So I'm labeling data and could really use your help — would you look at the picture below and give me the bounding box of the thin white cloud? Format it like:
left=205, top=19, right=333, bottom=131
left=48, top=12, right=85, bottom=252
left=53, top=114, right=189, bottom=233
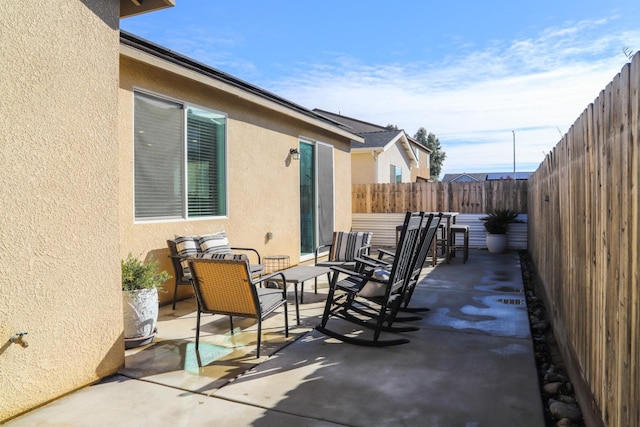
left=124, top=14, right=640, bottom=177
left=123, top=23, right=260, bottom=76
left=267, top=17, right=640, bottom=176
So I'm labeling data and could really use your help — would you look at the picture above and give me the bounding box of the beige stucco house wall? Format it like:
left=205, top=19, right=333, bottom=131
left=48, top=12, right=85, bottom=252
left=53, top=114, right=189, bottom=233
left=351, top=152, right=377, bottom=184
left=119, top=37, right=360, bottom=306
left=376, top=142, right=413, bottom=183
left=410, top=144, right=431, bottom=182
left=0, top=1, right=125, bottom=421
left=352, top=140, right=415, bottom=184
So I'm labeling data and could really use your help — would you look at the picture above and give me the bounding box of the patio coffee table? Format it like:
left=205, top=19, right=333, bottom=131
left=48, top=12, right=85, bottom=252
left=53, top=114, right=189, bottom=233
left=270, top=265, right=331, bottom=325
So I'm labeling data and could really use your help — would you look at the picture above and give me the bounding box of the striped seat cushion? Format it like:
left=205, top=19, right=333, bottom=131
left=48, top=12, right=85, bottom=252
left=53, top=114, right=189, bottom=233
left=199, top=232, right=233, bottom=255
left=329, top=231, right=373, bottom=262
left=174, top=235, right=201, bottom=273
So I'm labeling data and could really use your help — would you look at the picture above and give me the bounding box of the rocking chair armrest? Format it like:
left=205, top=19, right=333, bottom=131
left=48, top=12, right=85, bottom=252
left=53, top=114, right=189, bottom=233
left=353, top=256, right=384, bottom=269
left=376, top=248, right=396, bottom=260
left=230, top=247, right=261, bottom=264
left=329, top=265, right=377, bottom=281
left=359, top=254, right=392, bottom=267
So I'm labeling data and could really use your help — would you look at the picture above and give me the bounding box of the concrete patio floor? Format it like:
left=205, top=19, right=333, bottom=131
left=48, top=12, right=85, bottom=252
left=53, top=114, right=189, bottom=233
left=5, top=250, right=545, bottom=426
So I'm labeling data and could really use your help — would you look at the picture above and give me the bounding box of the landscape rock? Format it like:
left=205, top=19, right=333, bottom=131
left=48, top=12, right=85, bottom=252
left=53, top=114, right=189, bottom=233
left=543, top=381, right=564, bottom=395
left=556, top=395, right=576, bottom=404
left=544, top=372, right=568, bottom=383
left=532, top=320, right=550, bottom=331
left=549, top=400, right=582, bottom=422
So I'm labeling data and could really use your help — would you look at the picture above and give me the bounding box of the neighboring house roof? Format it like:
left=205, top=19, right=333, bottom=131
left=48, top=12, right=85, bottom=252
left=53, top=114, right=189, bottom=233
left=486, top=172, right=533, bottom=180
left=120, top=32, right=363, bottom=144
left=442, top=172, right=533, bottom=182
left=311, top=109, right=433, bottom=169
left=355, top=129, right=403, bottom=149
left=312, top=109, right=430, bottom=152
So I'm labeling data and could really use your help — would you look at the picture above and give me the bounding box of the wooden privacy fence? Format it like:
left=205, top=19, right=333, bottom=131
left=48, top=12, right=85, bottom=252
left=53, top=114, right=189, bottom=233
left=352, top=181, right=528, bottom=214
left=529, top=52, right=640, bottom=426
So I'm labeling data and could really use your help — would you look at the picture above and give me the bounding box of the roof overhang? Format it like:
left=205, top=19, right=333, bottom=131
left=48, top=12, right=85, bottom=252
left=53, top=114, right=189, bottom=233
left=408, top=136, right=432, bottom=153
left=119, top=39, right=363, bottom=144
left=120, top=0, right=175, bottom=19
left=396, top=133, right=419, bottom=167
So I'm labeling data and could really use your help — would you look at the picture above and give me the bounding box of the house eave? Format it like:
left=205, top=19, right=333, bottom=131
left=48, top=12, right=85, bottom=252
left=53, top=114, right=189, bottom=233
left=384, top=132, right=418, bottom=167
left=351, top=147, right=382, bottom=154
left=120, top=0, right=175, bottom=18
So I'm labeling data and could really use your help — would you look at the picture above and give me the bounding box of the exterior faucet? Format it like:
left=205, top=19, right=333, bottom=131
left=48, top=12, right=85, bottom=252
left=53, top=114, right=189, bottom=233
left=9, top=332, right=28, bottom=348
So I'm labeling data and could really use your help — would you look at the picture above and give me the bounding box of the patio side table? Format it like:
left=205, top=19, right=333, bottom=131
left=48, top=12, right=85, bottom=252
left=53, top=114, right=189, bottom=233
left=263, top=255, right=290, bottom=274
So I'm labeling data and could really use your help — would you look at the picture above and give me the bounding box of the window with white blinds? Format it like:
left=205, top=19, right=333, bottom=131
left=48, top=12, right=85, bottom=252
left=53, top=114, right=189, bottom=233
left=134, top=91, right=227, bottom=221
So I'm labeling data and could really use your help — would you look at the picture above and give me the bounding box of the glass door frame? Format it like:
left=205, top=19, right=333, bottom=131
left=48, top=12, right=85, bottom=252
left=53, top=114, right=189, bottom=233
left=298, top=139, right=334, bottom=262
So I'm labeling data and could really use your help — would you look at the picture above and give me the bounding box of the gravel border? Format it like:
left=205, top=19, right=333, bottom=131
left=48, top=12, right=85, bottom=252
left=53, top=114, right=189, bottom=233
left=519, top=251, right=585, bottom=427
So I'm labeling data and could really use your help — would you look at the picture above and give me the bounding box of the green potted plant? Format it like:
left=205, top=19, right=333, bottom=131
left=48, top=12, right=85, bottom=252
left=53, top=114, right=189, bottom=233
left=122, top=253, right=171, bottom=349
left=480, top=209, right=522, bottom=253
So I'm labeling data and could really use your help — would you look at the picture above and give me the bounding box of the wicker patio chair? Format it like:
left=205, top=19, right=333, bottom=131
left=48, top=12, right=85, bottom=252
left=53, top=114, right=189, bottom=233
left=167, top=236, right=264, bottom=310
left=187, top=256, right=288, bottom=358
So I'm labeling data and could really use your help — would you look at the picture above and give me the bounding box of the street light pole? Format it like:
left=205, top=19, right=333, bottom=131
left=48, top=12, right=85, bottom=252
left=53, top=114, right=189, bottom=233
left=512, top=130, right=516, bottom=174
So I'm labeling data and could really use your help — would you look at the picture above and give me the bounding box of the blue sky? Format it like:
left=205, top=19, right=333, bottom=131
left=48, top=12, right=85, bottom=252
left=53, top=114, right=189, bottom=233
left=122, top=1, right=640, bottom=177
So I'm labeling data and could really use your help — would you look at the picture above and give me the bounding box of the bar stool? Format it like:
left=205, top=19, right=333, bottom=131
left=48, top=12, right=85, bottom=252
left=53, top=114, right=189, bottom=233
left=431, top=223, right=447, bottom=266
left=449, top=224, right=469, bottom=263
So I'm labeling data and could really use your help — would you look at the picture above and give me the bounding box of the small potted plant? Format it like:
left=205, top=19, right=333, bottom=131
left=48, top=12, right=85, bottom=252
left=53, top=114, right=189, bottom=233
left=480, top=209, right=522, bottom=253
left=122, top=253, right=171, bottom=349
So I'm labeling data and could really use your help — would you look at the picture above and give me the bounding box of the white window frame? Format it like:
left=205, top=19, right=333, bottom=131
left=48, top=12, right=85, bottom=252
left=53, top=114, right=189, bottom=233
left=132, top=89, right=228, bottom=223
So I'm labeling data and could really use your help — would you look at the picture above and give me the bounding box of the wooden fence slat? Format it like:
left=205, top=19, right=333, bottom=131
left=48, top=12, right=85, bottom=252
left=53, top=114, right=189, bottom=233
left=629, top=50, right=640, bottom=426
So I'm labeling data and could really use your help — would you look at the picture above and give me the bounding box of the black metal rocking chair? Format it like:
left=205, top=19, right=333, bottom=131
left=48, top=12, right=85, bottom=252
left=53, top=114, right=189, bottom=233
left=315, top=211, right=424, bottom=347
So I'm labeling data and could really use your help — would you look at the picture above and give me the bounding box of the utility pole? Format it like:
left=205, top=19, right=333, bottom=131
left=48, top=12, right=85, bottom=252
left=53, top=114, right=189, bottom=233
left=512, top=130, right=516, bottom=174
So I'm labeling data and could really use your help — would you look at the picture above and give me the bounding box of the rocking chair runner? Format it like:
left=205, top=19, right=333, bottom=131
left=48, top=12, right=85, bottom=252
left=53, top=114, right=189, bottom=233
left=316, top=211, right=424, bottom=347
left=187, top=257, right=289, bottom=358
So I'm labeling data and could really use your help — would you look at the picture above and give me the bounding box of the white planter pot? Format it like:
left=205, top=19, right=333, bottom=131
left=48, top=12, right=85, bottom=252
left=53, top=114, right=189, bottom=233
left=123, top=288, right=158, bottom=348
left=486, top=233, right=508, bottom=253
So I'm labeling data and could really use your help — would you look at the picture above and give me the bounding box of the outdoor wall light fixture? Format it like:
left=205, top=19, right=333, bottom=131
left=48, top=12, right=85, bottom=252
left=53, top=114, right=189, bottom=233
left=289, top=148, right=300, bottom=160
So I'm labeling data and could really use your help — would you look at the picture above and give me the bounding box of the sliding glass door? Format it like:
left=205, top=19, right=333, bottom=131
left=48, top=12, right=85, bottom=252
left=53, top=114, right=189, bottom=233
left=299, top=140, right=334, bottom=257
